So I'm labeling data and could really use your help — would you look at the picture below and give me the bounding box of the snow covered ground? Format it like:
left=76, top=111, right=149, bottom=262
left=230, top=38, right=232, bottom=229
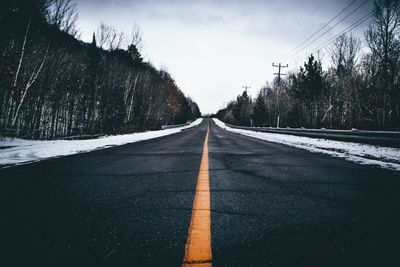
left=0, top=118, right=203, bottom=167
left=213, top=118, right=400, bottom=171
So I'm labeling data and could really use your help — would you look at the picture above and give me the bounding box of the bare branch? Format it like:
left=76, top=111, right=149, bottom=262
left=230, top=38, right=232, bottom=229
left=46, top=0, right=79, bottom=37
left=14, top=15, right=32, bottom=88
left=129, top=24, right=143, bottom=51
left=12, top=43, right=51, bottom=127
left=96, top=23, right=126, bottom=50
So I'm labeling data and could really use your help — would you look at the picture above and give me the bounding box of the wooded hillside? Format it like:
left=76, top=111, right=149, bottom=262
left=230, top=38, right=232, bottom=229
left=0, top=0, right=201, bottom=139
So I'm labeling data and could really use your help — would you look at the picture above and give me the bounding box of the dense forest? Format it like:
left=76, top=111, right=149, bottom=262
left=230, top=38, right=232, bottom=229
left=216, top=0, right=400, bottom=131
left=0, top=0, right=201, bottom=139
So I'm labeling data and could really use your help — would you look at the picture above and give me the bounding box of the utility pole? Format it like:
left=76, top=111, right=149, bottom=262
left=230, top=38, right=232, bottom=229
left=272, top=63, right=288, bottom=84
left=272, top=63, right=288, bottom=128
left=242, top=85, right=251, bottom=94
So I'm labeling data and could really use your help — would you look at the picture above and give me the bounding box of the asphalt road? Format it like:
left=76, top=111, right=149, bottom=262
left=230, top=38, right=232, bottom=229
left=1, top=118, right=400, bottom=266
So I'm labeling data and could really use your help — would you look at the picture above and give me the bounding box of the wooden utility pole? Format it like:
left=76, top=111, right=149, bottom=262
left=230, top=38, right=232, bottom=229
left=272, top=63, right=288, bottom=128
left=242, top=85, right=251, bottom=93
left=272, top=63, right=288, bottom=84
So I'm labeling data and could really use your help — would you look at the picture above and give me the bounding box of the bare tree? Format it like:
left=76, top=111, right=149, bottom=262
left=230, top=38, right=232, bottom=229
left=46, top=0, right=79, bottom=37
left=329, top=33, right=361, bottom=128
left=96, top=23, right=112, bottom=49
left=96, top=23, right=125, bottom=50
left=13, top=15, right=32, bottom=88
left=330, top=34, right=361, bottom=76
left=366, top=0, right=400, bottom=128
left=128, top=24, right=143, bottom=51
left=107, top=29, right=125, bottom=50
left=12, top=43, right=50, bottom=128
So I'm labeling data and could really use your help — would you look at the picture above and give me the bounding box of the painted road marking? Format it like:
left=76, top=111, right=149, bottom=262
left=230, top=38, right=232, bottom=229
left=183, top=127, right=212, bottom=267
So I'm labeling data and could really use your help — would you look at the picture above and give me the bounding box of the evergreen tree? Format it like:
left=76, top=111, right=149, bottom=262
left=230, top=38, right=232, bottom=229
left=296, top=55, right=326, bottom=128
left=252, top=93, right=267, bottom=126
left=128, top=44, right=142, bottom=65
left=233, top=91, right=252, bottom=126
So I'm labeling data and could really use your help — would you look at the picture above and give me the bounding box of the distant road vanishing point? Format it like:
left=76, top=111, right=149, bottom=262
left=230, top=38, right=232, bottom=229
left=1, top=119, right=399, bottom=266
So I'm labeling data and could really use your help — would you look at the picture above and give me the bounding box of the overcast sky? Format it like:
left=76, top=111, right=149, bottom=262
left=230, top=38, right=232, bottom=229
left=76, top=0, right=374, bottom=114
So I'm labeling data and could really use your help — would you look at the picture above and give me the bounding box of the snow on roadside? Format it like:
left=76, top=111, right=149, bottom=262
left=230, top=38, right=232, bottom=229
left=213, top=118, right=400, bottom=171
left=0, top=118, right=203, bottom=167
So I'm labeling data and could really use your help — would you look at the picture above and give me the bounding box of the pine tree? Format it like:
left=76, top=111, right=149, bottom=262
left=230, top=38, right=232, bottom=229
left=128, top=44, right=142, bottom=65
left=233, top=91, right=252, bottom=126
left=252, top=93, right=267, bottom=126
left=296, top=55, right=326, bottom=128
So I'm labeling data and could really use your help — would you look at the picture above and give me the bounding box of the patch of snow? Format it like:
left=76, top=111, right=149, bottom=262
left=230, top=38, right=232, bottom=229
left=0, top=118, right=203, bottom=167
left=213, top=118, right=400, bottom=171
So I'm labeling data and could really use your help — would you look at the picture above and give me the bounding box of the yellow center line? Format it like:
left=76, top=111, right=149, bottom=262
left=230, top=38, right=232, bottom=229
left=182, top=127, right=212, bottom=267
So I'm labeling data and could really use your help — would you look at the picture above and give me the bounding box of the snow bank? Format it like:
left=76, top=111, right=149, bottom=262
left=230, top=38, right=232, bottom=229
left=213, top=118, right=400, bottom=171
left=0, top=118, right=203, bottom=167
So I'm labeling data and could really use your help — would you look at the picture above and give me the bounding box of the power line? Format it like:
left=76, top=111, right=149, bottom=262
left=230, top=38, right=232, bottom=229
left=279, top=0, right=359, bottom=62
left=310, top=12, right=372, bottom=54
left=285, top=0, right=370, bottom=61
left=289, top=11, right=373, bottom=65
left=283, top=0, right=370, bottom=62
left=290, top=12, right=373, bottom=65
left=281, top=0, right=370, bottom=63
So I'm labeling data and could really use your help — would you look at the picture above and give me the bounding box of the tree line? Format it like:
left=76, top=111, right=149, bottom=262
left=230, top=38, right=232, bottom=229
left=216, top=0, right=400, bottom=131
left=0, top=0, right=201, bottom=139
